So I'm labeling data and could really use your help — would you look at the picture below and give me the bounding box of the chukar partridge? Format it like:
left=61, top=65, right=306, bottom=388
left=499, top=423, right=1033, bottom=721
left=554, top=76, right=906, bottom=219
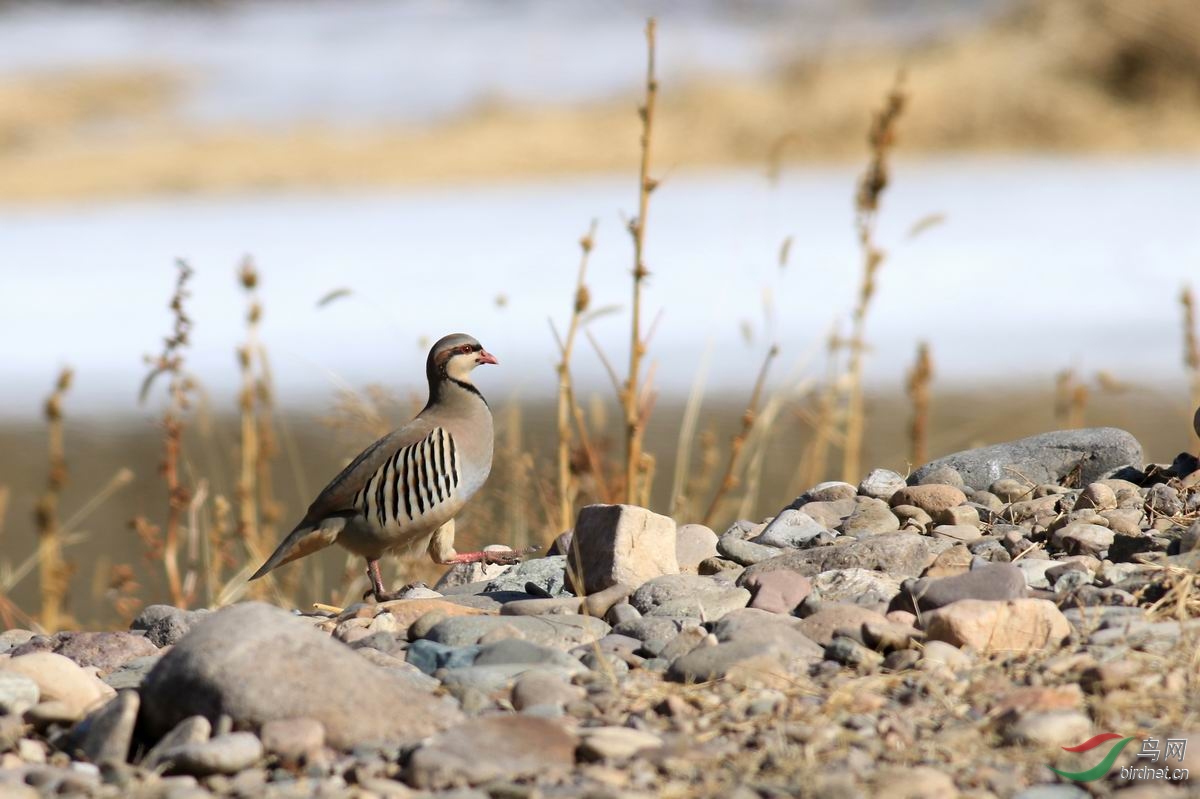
left=251, top=333, right=521, bottom=601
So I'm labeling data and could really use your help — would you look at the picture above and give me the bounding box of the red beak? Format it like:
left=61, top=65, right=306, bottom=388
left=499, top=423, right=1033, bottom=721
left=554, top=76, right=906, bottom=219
left=478, top=350, right=498, bottom=365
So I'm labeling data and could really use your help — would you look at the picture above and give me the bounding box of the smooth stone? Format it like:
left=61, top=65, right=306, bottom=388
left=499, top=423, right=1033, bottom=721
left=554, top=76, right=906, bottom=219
left=797, top=604, right=891, bottom=647
left=858, top=469, right=906, bottom=501
left=434, top=559, right=510, bottom=592
left=933, top=505, right=980, bottom=528
left=484, top=556, right=569, bottom=597
left=423, top=614, right=609, bottom=649
left=930, top=524, right=983, bottom=543
left=667, top=634, right=821, bottom=683
left=577, top=727, right=663, bottom=761
left=260, top=718, right=324, bottom=764
left=893, top=563, right=1027, bottom=613
left=102, top=655, right=161, bottom=691
left=922, top=544, right=974, bottom=578
left=0, top=673, right=39, bottom=715
left=752, top=510, right=829, bottom=549
left=1074, top=482, right=1117, bottom=511
left=911, top=428, right=1143, bottom=491
left=825, top=636, right=883, bottom=669
left=838, top=499, right=901, bottom=537
left=142, top=716, right=212, bottom=769
left=920, top=640, right=974, bottom=670
left=612, top=616, right=698, bottom=642
left=510, top=670, right=585, bottom=712
left=440, top=664, right=566, bottom=695
left=405, top=716, right=576, bottom=788
left=718, top=534, right=785, bottom=565
left=798, top=481, right=859, bottom=503
left=889, top=485, right=967, bottom=515
left=565, top=504, right=678, bottom=595
left=1014, top=559, right=1059, bottom=589
left=657, top=627, right=710, bottom=661
left=1, top=653, right=108, bottom=720
left=159, top=732, right=263, bottom=776
left=743, top=570, right=812, bottom=614
left=1053, top=523, right=1114, bottom=557
left=794, top=498, right=858, bottom=529
left=869, top=766, right=958, bottom=799
left=372, top=598, right=492, bottom=630
left=738, top=533, right=953, bottom=585
left=139, top=602, right=460, bottom=749
left=923, top=599, right=1072, bottom=653
left=630, top=574, right=750, bottom=619
left=893, top=504, right=933, bottom=531
left=472, top=638, right=585, bottom=673
left=405, top=640, right=481, bottom=675
left=675, top=524, right=719, bottom=573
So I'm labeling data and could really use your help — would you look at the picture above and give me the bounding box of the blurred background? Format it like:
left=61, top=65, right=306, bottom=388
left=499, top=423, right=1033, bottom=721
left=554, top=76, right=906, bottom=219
left=1, top=0, right=1199, bottom=627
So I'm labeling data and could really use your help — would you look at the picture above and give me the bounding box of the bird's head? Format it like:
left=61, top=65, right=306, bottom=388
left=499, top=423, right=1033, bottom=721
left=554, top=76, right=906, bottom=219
left=428, top=333, right=498, bottom=385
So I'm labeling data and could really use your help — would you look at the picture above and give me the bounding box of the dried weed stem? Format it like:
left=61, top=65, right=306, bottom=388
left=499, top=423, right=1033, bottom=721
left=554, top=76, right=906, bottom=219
left=907, top=341, right=933, bottom=466
left=35, top=367, right=73, bottom=631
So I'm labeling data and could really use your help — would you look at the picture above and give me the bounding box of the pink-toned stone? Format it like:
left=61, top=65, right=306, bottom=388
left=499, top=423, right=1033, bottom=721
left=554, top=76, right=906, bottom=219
left=922, top=599, right=1071, bottom=653
left=889, top=485, right=967, bottom=515
left=744, top=570, right=812, bottom=615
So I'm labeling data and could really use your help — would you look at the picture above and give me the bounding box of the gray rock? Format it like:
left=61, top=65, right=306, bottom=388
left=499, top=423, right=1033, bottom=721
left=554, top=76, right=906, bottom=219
left=797, top=604, right=891, bottom=647
left=139, top=602, right=460, bottom=749
left=102, top=655, right=160, bottom=691
left=858, top=469, right=907, bottom=501
left=484, top=556, right=569, bottom=597
left=421, top=614, right=609, bottom=649
left=675, top=524, right=719, bottom=573
left=405, top=640, right=481, bottom=675
left=68, top=690, right=138, bottom=766
left=910, top=428, right=1143, bottom=491
left=132, top=605, right=211, bottom=648
left=668, top=629, right=822, bottom=682
left=0, top=672, right=39, bottom=715
left=914, top=465, right=966, bottom=488
left=260, top=718, right=324, bottom=764
left=510, top=670, right=585, bottom=712
left=159, top=732, right=263, bottom=776
left=738, top=533, right=953, bottom=586
left=440, top=664, right=565, bottom=695
left=717, top=534, right=784, bottom=565
left=752, top=510, right=828, bottom=549
left=798, top=481, right=859, bottom=503
left=612, top=616, right=698, bottom=642
left=565, top=504, right=678, bottom=595
left=629, top=574, right=750, bottom=619
left=406, top=716, right=577, bottom=788
left=838, top=499, right=901, bottom=537
left=893, top=563, right=1027, bottom=612
left=473, top=639, right=585, bottom=673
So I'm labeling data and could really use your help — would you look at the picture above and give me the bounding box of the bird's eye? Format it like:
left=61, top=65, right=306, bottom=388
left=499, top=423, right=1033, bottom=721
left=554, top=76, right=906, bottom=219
left=459, top=345, right=472, bottom=354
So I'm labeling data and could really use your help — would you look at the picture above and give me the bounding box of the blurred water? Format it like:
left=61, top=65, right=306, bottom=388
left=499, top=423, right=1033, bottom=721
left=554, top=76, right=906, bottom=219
left=0, top=0, right=1001, bottom=127
left=1, top=155, right=1197, bottom=421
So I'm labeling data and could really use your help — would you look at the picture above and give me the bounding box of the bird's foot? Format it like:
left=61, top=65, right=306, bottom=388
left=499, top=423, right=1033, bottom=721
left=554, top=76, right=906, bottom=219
left=362, top=580, right=430, bottom=603
left=445, top=545, right=540, bottom=566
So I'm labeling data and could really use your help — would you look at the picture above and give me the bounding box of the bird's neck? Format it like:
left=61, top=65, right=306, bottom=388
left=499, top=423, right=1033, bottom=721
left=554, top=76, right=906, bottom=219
left=427, top=373, right=488, bottom=412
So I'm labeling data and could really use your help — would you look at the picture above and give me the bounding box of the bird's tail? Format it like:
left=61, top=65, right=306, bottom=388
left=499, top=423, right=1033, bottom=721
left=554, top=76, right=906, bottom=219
left=249, top=521, right=341, bottom=581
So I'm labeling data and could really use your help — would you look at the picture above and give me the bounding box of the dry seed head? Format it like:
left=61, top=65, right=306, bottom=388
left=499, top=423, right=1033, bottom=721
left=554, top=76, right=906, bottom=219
left=238, top=259, right=259, bottom=290
left=575, top=285, right=591, bottom=314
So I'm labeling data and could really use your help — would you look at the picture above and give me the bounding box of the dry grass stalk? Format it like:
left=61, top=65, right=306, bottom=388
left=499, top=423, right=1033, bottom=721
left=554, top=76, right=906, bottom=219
left=235, top=258, right=281, bottom=599
left=622, top=18, right=659, bottom=505
left=907, top=341, right=934, bottom=466
left=140, top=259, right=197, bottom=608
left=841, top=72, right=906, bottom=483
left=34, top=367, right=73, bottom=631
left=1183, top=285, right=1200, bottom=445
left=702, top=344, right=780, bottom=526
left=668, top=342, right=712, bottom=520
left=553, top=221, right=600, bottom=531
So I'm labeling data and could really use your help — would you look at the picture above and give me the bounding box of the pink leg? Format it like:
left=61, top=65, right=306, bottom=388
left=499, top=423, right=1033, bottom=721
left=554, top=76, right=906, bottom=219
left=444, top=545, right=539, bottom=566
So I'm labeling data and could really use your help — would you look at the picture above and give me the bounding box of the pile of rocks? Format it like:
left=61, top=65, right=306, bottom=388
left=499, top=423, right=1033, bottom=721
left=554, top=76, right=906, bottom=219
left=2, top=427, right=1199, bottom=798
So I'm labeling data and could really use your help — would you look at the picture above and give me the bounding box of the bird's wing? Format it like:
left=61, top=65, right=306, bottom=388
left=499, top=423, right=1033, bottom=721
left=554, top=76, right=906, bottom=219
left=249, top=417, right=436, bottom=582
left=301, top=416, right=437, bottom=525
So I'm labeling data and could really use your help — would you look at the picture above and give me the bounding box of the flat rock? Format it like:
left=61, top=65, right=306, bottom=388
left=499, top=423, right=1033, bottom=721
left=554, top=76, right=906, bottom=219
left=717, top=535, right=784, bottom=566
left=668, top=633, right=821, bottom=683
left=577, top=727, right=664, bottom=761
left=910, top=428, right=1143, bottom=491
left=743, top=570, right=812, bottom=614
left=797, top=604, right=891, bottom=647
left=260, top=718, right=324, bottom=763
left=67, top=689, right=139, bottom=766
left=894, top=564, right=1027, bottom=613
left=923, top=598, right=1071, bottom=653
left=421, top=614, right=609, bottom=649
left=630, top=574, right=750, bottom=619
left=739, top=533, right=953, bottom=585
left=12, top=632, right=158, bottom=675
left=858, top=468, right=907, bottom=501
left=406, top=715, right=577, bottom=788
left=373, top=598, right=492, bottom=630
left=139, top=602, right=460, bottom=749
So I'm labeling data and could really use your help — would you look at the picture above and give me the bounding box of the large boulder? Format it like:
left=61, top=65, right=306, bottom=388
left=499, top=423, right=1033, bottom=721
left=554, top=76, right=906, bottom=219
left=138, top=602, right=460, bottom=749
left=908, top=428, right=1142, bottom=491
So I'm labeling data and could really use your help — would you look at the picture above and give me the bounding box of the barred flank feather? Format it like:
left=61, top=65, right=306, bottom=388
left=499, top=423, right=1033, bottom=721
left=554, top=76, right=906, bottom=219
left=355, top=427, right=460, bottom=528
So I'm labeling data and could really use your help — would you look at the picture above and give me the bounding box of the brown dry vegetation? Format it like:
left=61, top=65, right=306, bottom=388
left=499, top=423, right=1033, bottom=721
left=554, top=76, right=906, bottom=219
left=0, top=0, right=1199, bottom=202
